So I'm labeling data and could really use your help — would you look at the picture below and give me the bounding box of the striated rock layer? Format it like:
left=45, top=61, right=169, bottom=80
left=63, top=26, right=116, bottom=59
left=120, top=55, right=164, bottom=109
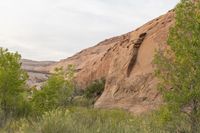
left=27, top=11, right=175, bottom=114
left=22, top=59, right=56, bottom=88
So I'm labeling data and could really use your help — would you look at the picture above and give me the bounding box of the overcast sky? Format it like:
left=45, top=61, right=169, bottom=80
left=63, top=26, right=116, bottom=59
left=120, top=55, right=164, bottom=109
left=0, top=0, right=179, bottom=61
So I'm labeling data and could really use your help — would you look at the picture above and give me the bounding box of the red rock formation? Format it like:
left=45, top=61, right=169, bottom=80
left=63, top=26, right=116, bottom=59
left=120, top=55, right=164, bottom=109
left=28, top=11, right=175, bottom=114
left=95, top=11, right=174, bottom=114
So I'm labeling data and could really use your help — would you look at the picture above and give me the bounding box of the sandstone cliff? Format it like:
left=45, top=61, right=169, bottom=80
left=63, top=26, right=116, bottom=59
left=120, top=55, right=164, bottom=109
left=24, top=10, right=175, bottom=114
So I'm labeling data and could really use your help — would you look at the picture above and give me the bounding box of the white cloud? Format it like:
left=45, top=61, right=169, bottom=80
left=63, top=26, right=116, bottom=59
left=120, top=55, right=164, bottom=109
left=0, top=0, right=180, bottom=61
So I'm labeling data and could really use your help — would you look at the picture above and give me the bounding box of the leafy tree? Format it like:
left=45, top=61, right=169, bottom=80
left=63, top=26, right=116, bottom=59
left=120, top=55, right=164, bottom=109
left=154, top=0, right=200, bottom=132
left=31, top=65, right=75, bottom=114
left=0, top=48, right=30, bottom=125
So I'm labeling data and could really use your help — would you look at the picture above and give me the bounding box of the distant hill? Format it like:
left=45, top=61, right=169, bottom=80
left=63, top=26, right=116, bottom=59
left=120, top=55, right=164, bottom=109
left=22, top=59, right=56, bottom=89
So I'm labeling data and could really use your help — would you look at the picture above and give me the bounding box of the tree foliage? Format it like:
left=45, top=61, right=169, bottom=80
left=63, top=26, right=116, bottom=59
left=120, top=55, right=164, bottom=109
left=31, top=65, right=75, bottom=114
left=0, top=48, right=30, bottom=126
left=154, top=0, right=200, bottom=132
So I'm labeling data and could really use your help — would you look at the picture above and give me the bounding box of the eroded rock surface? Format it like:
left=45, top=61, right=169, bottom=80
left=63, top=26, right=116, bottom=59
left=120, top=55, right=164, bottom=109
left=95, top=11, right=174, bottom=114
left=24, top=11, right=175, bottom=114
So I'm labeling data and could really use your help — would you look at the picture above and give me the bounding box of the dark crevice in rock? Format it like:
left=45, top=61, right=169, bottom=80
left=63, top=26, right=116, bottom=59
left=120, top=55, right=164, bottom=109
left=127, top=33, right=147, bottom=77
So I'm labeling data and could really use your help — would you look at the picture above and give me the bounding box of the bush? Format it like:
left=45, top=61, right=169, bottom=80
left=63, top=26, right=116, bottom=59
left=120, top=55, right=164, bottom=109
left=31, top=66, right=75, bottom=115
left=71, top=96, right=94, bottom=107
left=84, top=79, right=105, bottom=100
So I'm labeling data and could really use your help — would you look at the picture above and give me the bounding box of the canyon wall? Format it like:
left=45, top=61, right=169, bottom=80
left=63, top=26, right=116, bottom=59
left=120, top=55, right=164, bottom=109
left=24, top=11, right=175, bottom=114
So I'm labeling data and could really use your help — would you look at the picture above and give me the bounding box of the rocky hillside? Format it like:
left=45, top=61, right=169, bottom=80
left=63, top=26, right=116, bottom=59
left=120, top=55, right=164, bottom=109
left=22, top=59, right=56, bottom=88
left=24, top=10, right=175, bottom=114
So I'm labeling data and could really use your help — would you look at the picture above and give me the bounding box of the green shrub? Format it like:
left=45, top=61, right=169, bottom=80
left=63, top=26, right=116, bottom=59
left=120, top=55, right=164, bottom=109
left=31, top=65, right=75, bottom=115
left=84, top=78, right=105, bottom=100
left=71, top=96, right=94, bottom=107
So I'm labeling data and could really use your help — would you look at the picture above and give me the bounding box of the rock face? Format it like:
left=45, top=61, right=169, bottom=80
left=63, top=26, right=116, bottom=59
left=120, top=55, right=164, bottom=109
left=22, top=59, right=56, bottom=88
left=95, top=11, right=174, bottom=114
left=24, top=11, right=175, bottom=114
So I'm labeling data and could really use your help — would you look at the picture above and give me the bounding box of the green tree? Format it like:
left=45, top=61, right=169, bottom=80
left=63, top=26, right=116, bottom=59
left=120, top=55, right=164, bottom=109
left=0, top=48, right=29, bottom=125
left=154, top=0, right=200, bottom=132
left=31, top=65, right=75, bottom=114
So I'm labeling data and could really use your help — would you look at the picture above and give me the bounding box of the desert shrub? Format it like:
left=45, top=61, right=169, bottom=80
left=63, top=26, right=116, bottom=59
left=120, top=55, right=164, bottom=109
left=68, top=78, right=106, bottom=107
left=71, top=96, right=94, bottom=107
left=84, top=78, right=105, bottom=100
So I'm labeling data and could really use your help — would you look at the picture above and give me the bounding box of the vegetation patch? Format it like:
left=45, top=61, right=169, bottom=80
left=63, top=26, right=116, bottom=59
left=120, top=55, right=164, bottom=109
left=84, top=79, right=105, bottom=99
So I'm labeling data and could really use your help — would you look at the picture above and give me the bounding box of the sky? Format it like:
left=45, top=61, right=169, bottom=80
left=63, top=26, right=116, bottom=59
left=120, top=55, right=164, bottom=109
left=0, top=0, right=180, bottom=61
